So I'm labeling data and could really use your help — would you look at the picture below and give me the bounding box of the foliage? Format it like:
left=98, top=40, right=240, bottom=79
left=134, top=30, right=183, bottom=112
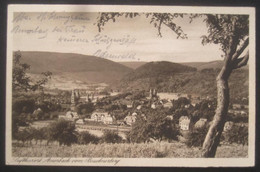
left=12, top=51, right=52, bottom=92
left=101, top=130, right=122, bottom=143
left=172, top=97, right=190, bottom=109
left=186, top=126, right=209, bottom=147
left=192, top=99, right=217, bottom=121
left=128, top=109, right=179, bottom=143
left=76, top=103, right=95, bottom=115
left=77, top=131, right=100, bottom=144
left=13, top=97, right=35, bottom=114
left=123, top=61, right=196, bottom=82
left=47, top=119, right=78, bottom=146
left=12, top=142, right=248, bottom=158
left=199, top=15, right=249, bottom=54
left=120, top=68, right=248, bottom=100
left=14, top=128, right=29, bottom=144
left=222, top=124, right=248, bottom=145
left=97, top=13, right=187, bottom=38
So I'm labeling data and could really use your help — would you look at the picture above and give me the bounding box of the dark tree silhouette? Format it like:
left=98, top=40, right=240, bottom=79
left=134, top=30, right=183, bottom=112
left=13, top=51, right=52, bottom=92
left=95, top=13, right=249, bottom=157
left=197, top=14, right=249, bottom=157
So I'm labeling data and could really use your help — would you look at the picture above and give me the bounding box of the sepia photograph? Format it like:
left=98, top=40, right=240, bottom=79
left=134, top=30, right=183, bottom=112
left=5, top=5, right=256, bottom=167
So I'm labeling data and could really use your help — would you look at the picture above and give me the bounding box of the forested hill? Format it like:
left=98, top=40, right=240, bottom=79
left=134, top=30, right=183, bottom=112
left=122, top=61, right=197, bottom=82
left=119, top=61, right=248, bottom=101
left=19, top=51, right=133, bottom=84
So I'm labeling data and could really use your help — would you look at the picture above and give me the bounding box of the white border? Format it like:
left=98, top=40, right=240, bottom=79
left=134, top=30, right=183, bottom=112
left=6, top=5, right=256, bottom=167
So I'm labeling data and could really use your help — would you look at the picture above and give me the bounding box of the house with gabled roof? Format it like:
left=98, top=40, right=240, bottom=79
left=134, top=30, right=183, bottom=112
left=179, top=116, right=191, bottom=131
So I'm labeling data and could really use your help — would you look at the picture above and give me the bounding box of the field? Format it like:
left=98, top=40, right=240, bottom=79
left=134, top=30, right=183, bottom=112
left=12, top=142, right=247, bottom=158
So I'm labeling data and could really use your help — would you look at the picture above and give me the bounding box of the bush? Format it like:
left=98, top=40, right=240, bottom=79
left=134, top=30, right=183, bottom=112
left=101, top=130, right=122, bottom=143
left=77, top=131, right=100, bottom=144
left=12, top=98, right=35, bottom=114
left=127, top=109, right=179, bottom=143
left=15, top=127, right=35, bottom=145
left=47, top=119, right=78, bottom=146
left=223, top=124, right=248, bottom=145
left=186, top=126, right=208, bottom=147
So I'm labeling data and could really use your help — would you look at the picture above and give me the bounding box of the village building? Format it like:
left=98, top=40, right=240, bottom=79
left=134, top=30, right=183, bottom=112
left=141, top=114, right=147, bottom=120
left=228, top=109, right=248, bottom=116
left=136, top=105, right=142, bottom=110
left=32, top=108, right=43, bottom=120
left=232, top=104, right=243, bottom=110
left=71, top=89, right=80, bottom=111
left=91, top=111, right=109, bottom=122
left=91, top=111, right=114, bottom=124
left=120, top=100, right=133, bottom=108
left=194, top=118, right=207, bottom=129
left=102, top=115, right=114, bottom=125
left=124, top=114, right=137, bottom=126
left=151, top=103, right=156, bottom=109
left=224, top=121, right=234, bottom=132
left=166, top=115, right=174, bottom=120
left=179, top=116, right=191, bottom=131
left=163, top=101, right=173, bottom=108
left=148, top=88, right=158, bottom=99
left=59, top=111, right=79, bottom=121
left=66, top=111, right=79, bottom=120
left=76, top=119, right=85, bottom=125
left=157, top=92, right=188, bottom=101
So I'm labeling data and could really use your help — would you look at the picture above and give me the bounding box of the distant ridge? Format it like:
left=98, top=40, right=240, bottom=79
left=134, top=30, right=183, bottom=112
left=123, top=61, right=197, bottom=82
left=182, top=60, right=248, bottom=71
left=119, top=61, right=147, bottom=69
left=181, top=61, right=223, bottom=70
left=19, top=51, right=133, bottom=84
left=119, top=61, right=248, bottom=100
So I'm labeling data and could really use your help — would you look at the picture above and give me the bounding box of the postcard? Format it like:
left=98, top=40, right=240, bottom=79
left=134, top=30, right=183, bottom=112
left=6, top=4, right=255, bottom=167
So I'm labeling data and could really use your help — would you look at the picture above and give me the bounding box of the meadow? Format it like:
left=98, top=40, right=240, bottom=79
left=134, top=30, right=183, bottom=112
left=12, top=141, right=247, bottom=158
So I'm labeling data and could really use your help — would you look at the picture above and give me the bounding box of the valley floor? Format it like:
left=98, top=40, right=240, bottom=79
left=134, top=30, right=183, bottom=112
left=12, top=141, right=247, bottom=158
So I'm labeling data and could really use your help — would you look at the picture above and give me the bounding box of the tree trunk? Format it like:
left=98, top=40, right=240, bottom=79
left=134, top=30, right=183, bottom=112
left=201, top=65, right=232, bottom=157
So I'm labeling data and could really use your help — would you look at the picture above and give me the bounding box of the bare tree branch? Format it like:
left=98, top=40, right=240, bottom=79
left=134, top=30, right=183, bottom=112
left=231, top=37, right=249, bottom=61
left=157, top=15, right=164, bottom=37
left=232, top=51, right=249, bottom=69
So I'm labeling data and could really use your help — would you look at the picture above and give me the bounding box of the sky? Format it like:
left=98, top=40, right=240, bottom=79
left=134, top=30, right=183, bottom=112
left=11, top=12, right=223, bottom=62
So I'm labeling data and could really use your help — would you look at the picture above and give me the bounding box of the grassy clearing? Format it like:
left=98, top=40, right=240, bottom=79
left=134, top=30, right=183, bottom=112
left=12, top=142, right=247, bottom=158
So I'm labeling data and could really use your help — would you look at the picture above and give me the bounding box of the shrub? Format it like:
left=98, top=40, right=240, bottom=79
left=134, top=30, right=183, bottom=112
left=77, top=131, right=100, bottom=144
left=12, top=98, right=35, bottom=114
left=223, top=124, right=248, bottom=145
left=15, top=127, right=34, bottom=145
left=101, top=130, right=122, bottom=143
left=186, top=126, right=208, bottom=147
left=127, top=109, right=179, bottom=143
left=47, top=119, right=78, bottom=146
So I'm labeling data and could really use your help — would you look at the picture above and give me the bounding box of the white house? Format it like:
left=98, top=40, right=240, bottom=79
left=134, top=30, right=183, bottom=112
left=103, top=115, right=114, bottom=125
left=163, top=101, right=173, bottom=108
left=157, top=92, right=188, bottom=101
left=151, top=103, right=156, bottom=109
left=65, top=111, right=79, bottom=120
left=76, top=119, right=85, bottom=124
left=136, top=105, right=142, bottom=110
left=179, top=116, right=191, bottom=131
left=124, top=115, right=137, bottom=126
left=91, top=111, right=109, bottom=122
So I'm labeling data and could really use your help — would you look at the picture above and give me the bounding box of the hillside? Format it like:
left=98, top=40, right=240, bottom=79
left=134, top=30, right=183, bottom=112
left=123, top=61, right=197, bottom=82
left=182, top=60, right=248, bottom=71
left=119, top=61, right=147, bottom=69
left=181, top=61, right=223, bottom=70
left=119, top=61, right=248, bottom=101
left=19, top=51, right=133, bottom=84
